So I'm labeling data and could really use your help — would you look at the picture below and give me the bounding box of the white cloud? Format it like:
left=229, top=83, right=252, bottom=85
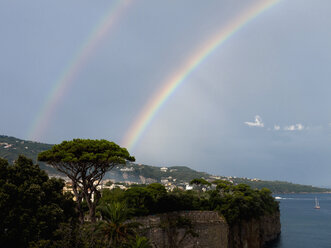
left=284, top=123, right=304, bottom=131
left=244, top=115, right=264, bottom=127
left=274, top=125, right=280, bottom=131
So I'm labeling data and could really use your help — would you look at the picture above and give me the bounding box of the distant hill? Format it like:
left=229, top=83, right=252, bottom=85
left=0, top=135, right=58, bottom=174
left=0, top=135, right=329, bottom=193
left=229, top=178, right=330, bottom=194
left=106, top=163, right=210, bottom=185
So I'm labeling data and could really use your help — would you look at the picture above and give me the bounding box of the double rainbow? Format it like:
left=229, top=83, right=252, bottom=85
left=122, top=0, right=280, bottom=150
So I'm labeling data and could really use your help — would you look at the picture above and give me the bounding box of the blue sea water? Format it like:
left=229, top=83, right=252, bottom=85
left=270, top=194, right=331, bottom=248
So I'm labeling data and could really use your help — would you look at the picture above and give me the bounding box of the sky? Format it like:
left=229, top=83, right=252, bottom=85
left=1, top=0, right=331, bottom=187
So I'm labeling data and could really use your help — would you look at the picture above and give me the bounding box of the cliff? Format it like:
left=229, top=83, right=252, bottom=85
left=228, top=212, right=281, bottom=248
left=134, top=211, right=280, bottom=248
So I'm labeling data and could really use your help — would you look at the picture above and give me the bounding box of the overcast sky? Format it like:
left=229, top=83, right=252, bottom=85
left=1, top=0, right=331, bottom=186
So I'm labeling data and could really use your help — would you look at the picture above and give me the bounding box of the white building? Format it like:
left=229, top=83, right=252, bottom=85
left=186, top=185, right=193, bottom=190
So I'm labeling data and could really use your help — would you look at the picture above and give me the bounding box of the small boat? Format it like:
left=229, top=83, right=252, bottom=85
left=274, top=196, right=282, bottom=200
left=314, top=197, right=320, bottom=209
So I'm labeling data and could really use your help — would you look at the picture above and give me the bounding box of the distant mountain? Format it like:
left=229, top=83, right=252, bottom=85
left=1, top=135, right=329, bottom=193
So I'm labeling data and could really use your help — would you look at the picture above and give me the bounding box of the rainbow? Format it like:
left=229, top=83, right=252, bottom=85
left=122, top=0, right=281, bottom=150
left=27, top=0, right=132, bottom=141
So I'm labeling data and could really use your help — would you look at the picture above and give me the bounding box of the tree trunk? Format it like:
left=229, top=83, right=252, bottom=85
left=72, top=185, right=84, bottom=224
left=87, top=188, right=101, bottom=223
left=89, top=203, right=96, bottom=223
left=77, top=199, right=84, bottom=224
left=85, top=190, right=99, bottom=223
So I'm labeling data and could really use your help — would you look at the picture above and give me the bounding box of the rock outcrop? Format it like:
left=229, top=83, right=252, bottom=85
left=134, top=211, right=280, bottom=248
left=228, top=212, right=281, bottom=248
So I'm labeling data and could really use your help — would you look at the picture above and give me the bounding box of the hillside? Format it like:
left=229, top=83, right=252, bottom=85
left=0, top=135, right=329, bottom=193
left=0, top=135, right=58, bottom=174
left=107, top=163, right=210, bottom=184
left=230, top=178, right=330, bottom=193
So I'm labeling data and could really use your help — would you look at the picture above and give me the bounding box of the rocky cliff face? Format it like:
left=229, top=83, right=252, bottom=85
left=228, top=212, right=281, bottom=248
left=134, top=211, right=280, bottom=248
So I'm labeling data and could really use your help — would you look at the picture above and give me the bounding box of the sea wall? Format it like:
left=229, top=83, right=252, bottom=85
left=134, top=211, right=280, bottom=248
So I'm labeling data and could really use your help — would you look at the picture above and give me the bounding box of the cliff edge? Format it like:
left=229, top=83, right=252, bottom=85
left=135, top=210, right=280, bottom=248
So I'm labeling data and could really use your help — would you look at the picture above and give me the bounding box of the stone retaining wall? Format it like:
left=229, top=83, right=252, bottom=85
left=133, top=211, right=280, bottom=248
left=134, top=211, right=228, bottom=248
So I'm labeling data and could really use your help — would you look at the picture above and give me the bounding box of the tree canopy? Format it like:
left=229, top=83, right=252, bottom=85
left=99, top=182, right=279, bottom=226
left=189, top=178, right=211, bottom=186
left=38, top=139, right=135, bottom=223
left=0, top=156, right=76, bottom=248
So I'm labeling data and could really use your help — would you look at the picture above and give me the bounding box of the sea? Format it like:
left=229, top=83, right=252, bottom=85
left=269, top=193, right=331, bottom=248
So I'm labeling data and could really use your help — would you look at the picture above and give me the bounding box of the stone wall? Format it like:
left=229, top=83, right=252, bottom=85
left=134, top=211, right=228, bottom=248
left=134, top=211, right=280, bottom=248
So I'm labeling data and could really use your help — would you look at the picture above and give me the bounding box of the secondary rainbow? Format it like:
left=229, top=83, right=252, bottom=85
left=27, top=0, right=132, bottom=141
left=122, top=0, right=281, bottom=150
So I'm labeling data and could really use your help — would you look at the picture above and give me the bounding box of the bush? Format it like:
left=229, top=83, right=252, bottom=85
left=0, top=156, right=77, bottom=248
left=98, top=182, right=279, bottom=226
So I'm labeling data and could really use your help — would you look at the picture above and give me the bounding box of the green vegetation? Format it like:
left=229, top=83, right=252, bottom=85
left=232, top=178, right=330, bottom=193
left=208, top=182, right=278, bottom=225
left=94, top=202, right=142, bottom=248
left=0, top=135, right=52, bottom=163
left=134, top=165, right=210, bottom=183
left=0, top=135, right=323, bottom=247
left=38, top=139, right=135, bottom=223
left=0, top=155, right=150, bottom=248
left=0, top=135, right=57, bottom=174
left=0, top=156, right=76, bottom=248
left=190, top=178, right=211, bottom=187
left=0, top=154, right=277, bottom=247
left=1, top=135, right=329, bottom=194
left=98, top=181, right=279, bottom=226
